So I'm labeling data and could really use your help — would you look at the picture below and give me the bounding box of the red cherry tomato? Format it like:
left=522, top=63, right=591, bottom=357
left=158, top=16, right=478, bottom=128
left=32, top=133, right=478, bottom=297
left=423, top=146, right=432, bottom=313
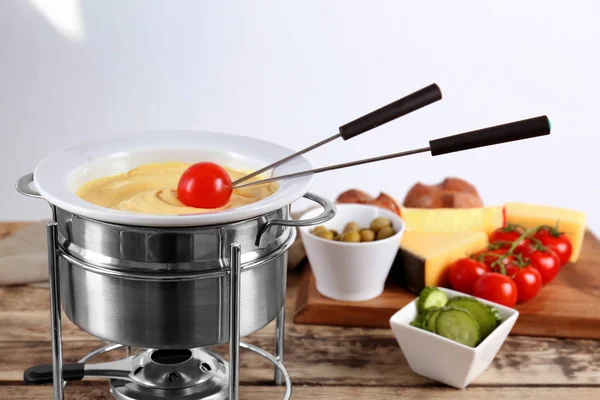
left=177, top=162, right=233, bottom=209
left=491, top=261, right=520, bottom=279
left=489, top=228, right=521, bottom=244
left=489, top=227, right=531, bottom=254
left=473, top=272, right=518, bottom=308
left=513, top=266, right=542, bottom=302
left=473, top=249, right=521, bottom=273
left=534, top=228, right=573, bottom=267
left=514, top=242, right=536, bottom=259
left=448, top=258, right=490, bottom=294
left=528, top=249, right=561, bottom=284
left=471, top=249, right=507, bottom=267
left=486, top=251, right=518, bottom=273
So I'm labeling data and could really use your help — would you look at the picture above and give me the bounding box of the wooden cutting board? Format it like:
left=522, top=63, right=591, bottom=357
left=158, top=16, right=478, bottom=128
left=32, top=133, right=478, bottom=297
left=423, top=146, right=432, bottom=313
left=294, top=230, right=600, bottom=339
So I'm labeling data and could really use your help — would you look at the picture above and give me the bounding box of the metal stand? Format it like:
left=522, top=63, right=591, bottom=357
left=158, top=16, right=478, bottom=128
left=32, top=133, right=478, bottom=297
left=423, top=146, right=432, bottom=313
left=44, top=235, right=291, bottom=400
left=47, top=222, right=63, bottom=400
left=229, top=243, right=242, bottom=400
left=274, top=305, right=286, bottom=385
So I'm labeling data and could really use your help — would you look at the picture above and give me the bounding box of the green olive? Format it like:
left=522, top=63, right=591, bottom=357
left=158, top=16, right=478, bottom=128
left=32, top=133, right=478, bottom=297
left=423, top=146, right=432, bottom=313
left=341, top=230, right=361, bottom=243
left=330, top=229, right=340, bottom=238
left=343, top=221, right=361, bottom=233
left=333, top=234, right=341, bottom=241
left=370, top=217, right=392, bottom=233
left=314, top=230, right=334, bottom=240
left=376, top=226, right=395, bottom=240
left=312, top=225, right=328, bottom=234
left=360, top=229, right=375, bottom=242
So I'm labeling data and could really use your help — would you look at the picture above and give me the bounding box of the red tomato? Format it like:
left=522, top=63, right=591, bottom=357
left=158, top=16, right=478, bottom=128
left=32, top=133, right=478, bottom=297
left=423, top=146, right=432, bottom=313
left=473, top=273, right=518, bottom=308
left=489, top=228, right=531, bottom=254
left=448, top=258, right=490, bottom=294
left=514, top=243, right=536, bottom=259
left=528, top=249, right=561, bottom=284
left=513, top=267, right=542, bottom=302
left=535, top=228, right=573, bottom=266
left=492, top=261, right=520, bottom=279
left=177, top=162, right=233, bottom=209
left=474, top=249, right=521, bottom=275
left=472, top=249, right=507, bottom=267
left=489, top=229, right=522, bottom=244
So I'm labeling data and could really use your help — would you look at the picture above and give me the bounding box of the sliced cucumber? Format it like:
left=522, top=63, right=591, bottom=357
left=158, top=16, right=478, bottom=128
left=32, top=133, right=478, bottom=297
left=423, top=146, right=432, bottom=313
left=410, top=320, right=422, bottom=329
left=425, top=308, right=442, bottom=333
left=447, top=297, right=500, bottom=338
left=411, top=307, right=435, bottom=330
left=417, top=287, right=448, bottom=314
left=488, top=305, right=503, bottom=324
left=435, top=307, right=481, bottom=347
left=418, top=307, right=439, bottom=331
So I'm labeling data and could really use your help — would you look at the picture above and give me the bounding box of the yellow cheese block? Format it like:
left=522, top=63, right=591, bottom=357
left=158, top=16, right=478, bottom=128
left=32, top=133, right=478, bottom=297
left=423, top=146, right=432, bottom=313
left=505, top=202, right=586, bottom=262
left=391, top=231, right=489, bottom=293
left=399, top=206, right=504, bottom=236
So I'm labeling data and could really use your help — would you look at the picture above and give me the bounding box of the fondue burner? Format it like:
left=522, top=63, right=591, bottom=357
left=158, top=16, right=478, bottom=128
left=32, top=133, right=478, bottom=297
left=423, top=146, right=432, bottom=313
left=74, top=346, right=230, bottom=400
left=18, top=172, right=335, bottom=400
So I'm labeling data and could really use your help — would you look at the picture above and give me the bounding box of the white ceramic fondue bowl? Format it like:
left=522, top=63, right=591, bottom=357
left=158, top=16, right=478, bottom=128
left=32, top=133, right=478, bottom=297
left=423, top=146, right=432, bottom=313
left=32, top=130, right=314, bottom=226
left=299, top=204, right=405, bottom=301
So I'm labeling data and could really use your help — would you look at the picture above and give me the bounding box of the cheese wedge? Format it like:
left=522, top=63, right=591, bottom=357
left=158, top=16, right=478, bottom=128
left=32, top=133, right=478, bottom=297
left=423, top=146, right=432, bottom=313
left=391, top=231, right=489, bottom=294
left=505, top=202, right=586, bottom=262
left=399, top=206, right=504, bottom=235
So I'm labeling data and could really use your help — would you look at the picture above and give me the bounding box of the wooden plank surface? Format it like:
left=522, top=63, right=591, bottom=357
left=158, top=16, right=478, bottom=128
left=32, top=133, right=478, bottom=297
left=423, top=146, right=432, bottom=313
left=0, top=222, right=599, bottom=399
left=0, top=385, right=598, bottom=400
left=295, top=230, right=600, bottom=339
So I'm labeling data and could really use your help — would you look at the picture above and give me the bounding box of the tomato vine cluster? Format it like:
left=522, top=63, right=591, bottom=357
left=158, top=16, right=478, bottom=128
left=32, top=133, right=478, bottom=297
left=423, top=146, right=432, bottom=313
left=448, top=225, right=573, bottom=307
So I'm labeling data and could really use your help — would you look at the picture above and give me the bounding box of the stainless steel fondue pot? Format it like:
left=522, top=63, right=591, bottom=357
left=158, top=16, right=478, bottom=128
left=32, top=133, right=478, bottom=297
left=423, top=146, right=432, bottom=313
left=16, top=130, right=336, bottom=400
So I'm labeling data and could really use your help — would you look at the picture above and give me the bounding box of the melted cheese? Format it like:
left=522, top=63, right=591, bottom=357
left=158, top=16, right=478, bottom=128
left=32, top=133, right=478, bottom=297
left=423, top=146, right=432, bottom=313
left=76, top=162, right=278, bottom=215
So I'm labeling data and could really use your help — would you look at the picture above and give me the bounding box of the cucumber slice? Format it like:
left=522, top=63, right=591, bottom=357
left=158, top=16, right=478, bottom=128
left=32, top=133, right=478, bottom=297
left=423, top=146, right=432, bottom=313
left=417, top=287, right=448, bottom=314
left=410, top=320, right=422, bottom=329
left=435, top=308, right=481, bottom=347
left=419, top=307, right=439, bottom=331
left=425, top=308, right=442, bottom=333
left=447, top=297, right=500, bottom=338
left=488, top=305, right=502, bottom=324
left=411, top=307, right=435, bottom=330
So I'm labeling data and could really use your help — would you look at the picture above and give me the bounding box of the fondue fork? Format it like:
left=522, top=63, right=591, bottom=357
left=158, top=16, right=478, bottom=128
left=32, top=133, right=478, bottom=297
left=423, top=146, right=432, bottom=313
left=232, top=83, right=442, bottom=186
left=233, top=116, right=550, bottom=189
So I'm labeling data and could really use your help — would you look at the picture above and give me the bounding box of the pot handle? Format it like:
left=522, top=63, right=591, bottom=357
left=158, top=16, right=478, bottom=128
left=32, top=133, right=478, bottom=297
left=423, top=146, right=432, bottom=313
left=256, top=192, right=336, bottom=248
left=16, top=173, right=43, bottom=199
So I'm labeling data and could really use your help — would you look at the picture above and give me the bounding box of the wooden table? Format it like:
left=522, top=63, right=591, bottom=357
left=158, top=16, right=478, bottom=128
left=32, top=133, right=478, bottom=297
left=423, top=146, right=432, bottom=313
left=0, top=223, right=599, bottom=399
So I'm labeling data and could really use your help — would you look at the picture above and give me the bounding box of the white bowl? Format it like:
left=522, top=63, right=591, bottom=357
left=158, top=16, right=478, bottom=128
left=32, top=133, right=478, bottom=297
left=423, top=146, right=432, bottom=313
left=33, top=130, right=314, bottom=226
left=298, top=204, right=405, bottom=301
left=389, top=287, right=519, bottom=389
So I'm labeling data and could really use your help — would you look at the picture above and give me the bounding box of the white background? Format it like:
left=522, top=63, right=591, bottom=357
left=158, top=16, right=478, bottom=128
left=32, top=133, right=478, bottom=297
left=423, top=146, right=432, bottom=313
left=1, top=0, right=599, bottom=233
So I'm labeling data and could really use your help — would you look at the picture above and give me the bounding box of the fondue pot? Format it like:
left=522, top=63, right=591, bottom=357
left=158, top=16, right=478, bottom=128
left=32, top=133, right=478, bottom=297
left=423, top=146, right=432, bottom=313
left=18, top=130, right=334, bottom=349
left=16, top=130, right=336, bottom=400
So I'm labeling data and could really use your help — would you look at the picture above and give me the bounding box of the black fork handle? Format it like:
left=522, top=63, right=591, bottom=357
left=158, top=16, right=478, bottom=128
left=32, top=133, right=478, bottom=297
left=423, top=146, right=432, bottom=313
left=339, top=83, right=442, bottom=140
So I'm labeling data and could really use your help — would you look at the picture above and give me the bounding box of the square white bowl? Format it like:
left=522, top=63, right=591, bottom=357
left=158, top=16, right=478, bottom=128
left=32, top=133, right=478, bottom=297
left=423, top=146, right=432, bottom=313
left=389, top=287, right=519, bottom=389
